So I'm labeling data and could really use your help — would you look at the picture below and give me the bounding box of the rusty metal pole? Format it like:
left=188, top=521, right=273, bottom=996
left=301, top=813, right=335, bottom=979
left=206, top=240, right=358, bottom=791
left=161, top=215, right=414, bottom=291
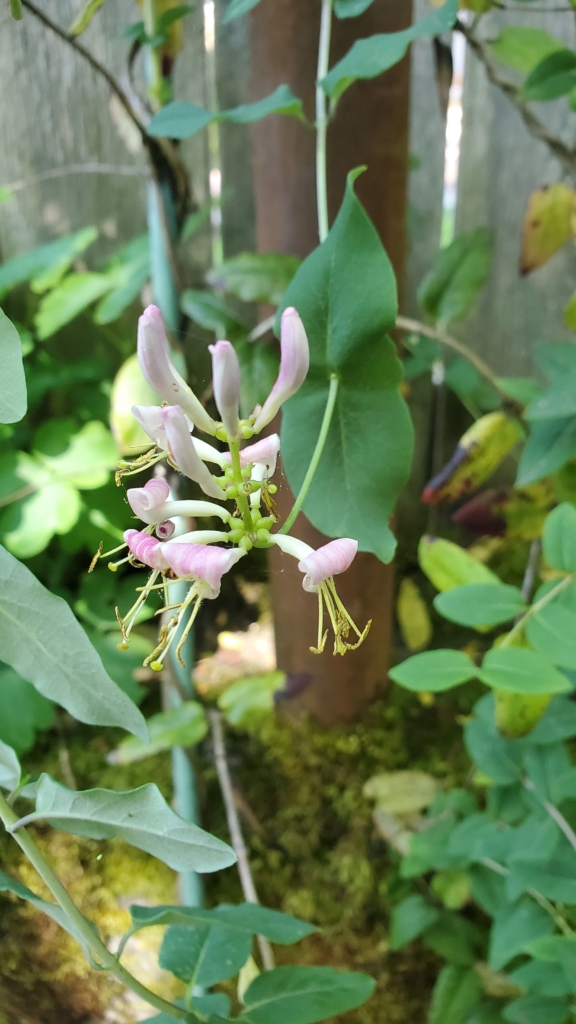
left=250, top=0, right=413, bottom=724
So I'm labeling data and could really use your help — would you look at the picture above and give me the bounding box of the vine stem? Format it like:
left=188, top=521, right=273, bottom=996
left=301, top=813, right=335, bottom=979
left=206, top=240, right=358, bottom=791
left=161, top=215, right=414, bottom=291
left=208, top=710, right=275, bottom=972
left=501, top=574, right=573, bottom=648
left=280, top=374, right=339, bottom=535
left=0, top=792, right=187, bottom=1020
left=229, top=439, right=255, bottom=533
left=316, top=0, right=333, bottom=243
left=524, top=778, right=576, bottom=857
left=481, top=857, right=574, bottom=937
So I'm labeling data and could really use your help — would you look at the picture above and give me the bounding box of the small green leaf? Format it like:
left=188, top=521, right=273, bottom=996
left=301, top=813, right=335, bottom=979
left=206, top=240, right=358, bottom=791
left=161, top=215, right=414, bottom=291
left=518, top=417, right=576, bottom=486
left=524, top=49, right=576, bottom=101
left=334, top=0, right=374, bottom=17
left=206, top=252, right=301, bottom=305
left=0, top=739, right=20, bottom=791
left=389, top=895, right=439, bottom=950
left=218, top=672, right=284, bottom=727
left=423, top=913, right=483, bottom=967
left=129, top=902, right=317, bottom=945
left=490, top=27, right=563, bottom=74
left=509, top=959, right=571, bottom=998
left=489, top=898, right=555, bottom=971
left=27, top=775, right=236, bottom=873
left=479, top=648, right=570, bottom=696
left=109, top=703, right=208, bottom=764
left=389, top=650, right=476, bottom=693
left=242, top=966, right=376, bottom=1024
left=428, top=965, right=483, bottom=1024
left=0, top=307, right=27, bottom=424
left=321, top=0, right=458, bottom=102
left=68, top=0, right=107, bottom=35
left=223, top=0, right=262, bottom=22
left=0, top=546, right=148, bottom=739
left=502, top=995, right=569, bottom=1024
left=418, top=229, right=492, bottom=326
left=0, top=228, right=97, bottom=296
left=363, top=770, right=437, bottom=815
left=431, top=869, right=470, bottom=910
left=496, top=377, right=543, bottom=405
left=148, top=102, right=214, bottom=139
left=35, top=273, right=112, bottom=340
left=434, top=583, right=525, bottom=628
left=224, top=85, right=305, bottom=124
left=543, top=502, right=576, bottom=572
left=160, top=923, right=250, bottom=987
left=181, top=290, right=247, bottom=338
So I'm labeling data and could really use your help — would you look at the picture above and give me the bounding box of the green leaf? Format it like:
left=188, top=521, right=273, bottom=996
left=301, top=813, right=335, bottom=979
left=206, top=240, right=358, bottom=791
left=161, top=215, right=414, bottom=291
left=490, top=27, right=563, bottom=74
left=428, top=965, right=482, bottom=1024
left=87, top=631, right=150, bottom=705
left=242, top=966, right=376, bottom=1024
left=464, top=703, right=524, bottom=785
left=524, top=49, right=576, bottom=101
left=0, top=868, right=96, bottom=955
left=509, top=959, right=572, bottom=998
left=3, top=482, right=81, bottom=558
left=434, top=584, right=525, bottom=628
left=217, top=672, right=284, bottom=727
left=279, top=171, right=413, bottom=562
left=68, top=0, right=107, bottom=34
left=478, top=648, right=570, bottom=696
left=26, top=775, right=236, bottom=873
left=418, top=536, right=499, bottom=591
left=236, top=340, right=279, bottom=418
left=431, top=869, right=471, bottom=910
left=389, top=650, right=476, bottom=693
left=193, top=994, right=231, bottom=1017
left=363, top=770, right=438, bottom=815
left=109, top=702, right=208, bottom=765
left=528, top=695, right=576, bottom=744
left=110, top=352, right=162, bottom=454
left=160, top=923, right=251, bottom=986
left=502, top=995, right=569, bottom=1024
left=0, top=308, right=26, bottom=424
left=156, top=5, right=193, bottom=32
left=0, top=738, right=20, bottom=791
left=423, top=913, right=483, bottom=967
left=206, top=252, right=301, bottom=305
left=0, top=228, right=97, bottom=296
left=181, top=289, right=247, bottom=338
left=148, top=86, right=304, bottom=140
left=509, top=854, right=576, bottom=906
left=526, top=357, right=576, bottom=422
left=35, top=272, right=112, bottom=340
left=444, top=357, right=501, bottom=414
left=224, top=85, right=305, bottom=124
left=525, top=599, right=576, bottom=670
left=543, top=503, right=576, bottom=571
left=489, top=898, right=555, bottom=971
left=418, top=229, right=492, bottom=326
left=526, top=936, right=576, bottom=987
left=0, top=545, right=148, bottom=739
left=0, top=665, right=55, bottom=753
left=39, top=420, right=118, bottom=489
left=129, top=902, right=317, bottom=945
left=94, top=238, right=150, bottom=324
left=518, top=417, right=576, bottom=486
left=334, top=0, right=374, bottom=17
left=496, top=378, right=543, bottom=406
left=389, top=894, right=439, bottom=950
left=223, top=0, right=262, bottom=23
left=321, top=0, right=458, bottom=102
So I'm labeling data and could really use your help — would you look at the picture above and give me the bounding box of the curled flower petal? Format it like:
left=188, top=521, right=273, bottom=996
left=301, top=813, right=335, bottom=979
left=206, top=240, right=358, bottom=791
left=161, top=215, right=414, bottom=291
left=156, top=521, right=175, bottom=540
left=224, top=434, right=280, bottom=477
left=162, top=405, right=223, bottom=500
left=298, top=538, right=358, bottom=593
left=124, top=529, right=169, bottom=571
left=127, top=479, right=170, bottom=522
left=163, top=542, right=245, bottom=597
left=138, top=305, right=216, bottom=435
left=132, top=404, right=167, bottom=449
left=209, top=340, right=240, bottom=440
left=253, top=308, right=310, bottom=432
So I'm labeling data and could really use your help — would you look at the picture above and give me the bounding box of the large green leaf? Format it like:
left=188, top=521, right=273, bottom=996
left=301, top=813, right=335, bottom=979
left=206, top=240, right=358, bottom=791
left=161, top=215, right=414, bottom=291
left=428, top=965, right=482, bottom=1024
left=0, top=228, right=97, bottom=296
left=148, top=86, right=304, bottom=140
left=517, top=417, right=576, bottom=486
left=321, top=0, right=458, bottom=102
left=490, top=27, right=563, bottom=74
left=434, top=584, right=525, bottom=628
left=279, top=172, right=413, bottom=562
left=523, top=49, right=576, bottom=101
left=0, top=546, right=147, bottom=739
left=478, top=648, right=570, bottom=695
left=160, top=922, right=251, bottom=987
left=241, top=966, right=376, bottom=1024
left=35, top=272, right=112, bottom=340
left=417, top=229, right=492, bottom=327
left=0, top=665, right=55, bottom=753
left=0, top=308, right=26, bottom=423
left=0, top=738, right=20, bottom=791
left=109, top=702, right=208, bottom=765
left=489, top=898, right=555, bottom=971
left=206, top=252, right=301, bottom=306
left=128, top=902, right=317, bottom=945
left=24, top=775, right=235, bottom=873
left=389, top=650, right=476, bottom=693
left=542, top=503, right=576, bottom=572
left=389, top=894, right=439, bottom=950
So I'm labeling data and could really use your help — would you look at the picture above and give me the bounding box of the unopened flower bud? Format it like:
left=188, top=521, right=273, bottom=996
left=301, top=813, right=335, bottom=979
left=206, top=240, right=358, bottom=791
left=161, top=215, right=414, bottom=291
left=209, top=340, right=241, bottom=440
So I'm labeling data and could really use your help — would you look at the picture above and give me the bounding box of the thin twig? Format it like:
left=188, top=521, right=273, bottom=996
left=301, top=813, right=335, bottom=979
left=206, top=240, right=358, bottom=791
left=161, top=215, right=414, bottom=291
left=481, top=856, right=574, bottom=936
left=456, top=19, right=576, bottom=180
left=396, top=315, right=516, bottom=405
left=520, top=539, right=541, bottom=605
left=524, top=778, right=576, bottom=855
left=4, top=164, right=149, bottom=193
left=208, top=709, right=275, bottom=972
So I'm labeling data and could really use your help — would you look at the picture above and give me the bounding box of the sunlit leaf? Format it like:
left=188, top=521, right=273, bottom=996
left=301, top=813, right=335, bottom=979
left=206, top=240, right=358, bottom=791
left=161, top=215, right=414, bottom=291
left=389, top=650, right=477, bottom=693
left=35, top=273, right=112, bottom=340
left=110, top=353, right=162, bottom=454
left=0, top=307, right=27, bottom=424
left=68, top=0, right=107, bottom=34
left=490, top=27, right=563, bottom=74
left=0, top=228, right=97, bottom=296
left=520, top=185, right=575, bottom=275
left=418, top=536, right=499, bottom=592
left=109, top=702, right=208, bottom=764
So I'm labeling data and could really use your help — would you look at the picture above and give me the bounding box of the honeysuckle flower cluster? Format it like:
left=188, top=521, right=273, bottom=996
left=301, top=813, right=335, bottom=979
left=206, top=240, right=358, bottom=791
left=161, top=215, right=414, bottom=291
left=94, top=304, right=370, bottom=670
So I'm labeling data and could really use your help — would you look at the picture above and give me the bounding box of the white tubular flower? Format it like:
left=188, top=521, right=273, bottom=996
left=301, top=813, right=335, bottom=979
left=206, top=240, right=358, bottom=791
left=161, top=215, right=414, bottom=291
left=162, top=405, right=223, bottom=500
left=194, top=438, right=228, bottom=469
left=270, top=534, right=370, bottom=655
left=209, top=340, right=241, bottom=440
left=132, top=405, right=168, bottom=449
left=127, top=484, right=230, bottom=527
left=253, top=307, right=310, bottom=432
left=138, top=305, right=217, bottom=435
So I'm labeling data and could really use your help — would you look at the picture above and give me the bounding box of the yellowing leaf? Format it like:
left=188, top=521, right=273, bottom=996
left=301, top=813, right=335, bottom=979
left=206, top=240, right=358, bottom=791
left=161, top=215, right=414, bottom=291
left=363, top=770, right=438, bottom=817
left=520, top=184, right=576, bottom=275
left=423, top=412, right=523, bottom=506
left=565, top=290, right=576, bottom=330
left=431, top=869, right=470, bottom=910
left=493, top=690, right=552, bottom=739
left=397, top=578, right=432, bottom=652
left=68, top=0, right=107, bottom=35
left=418, top=536, right=499, bottom=592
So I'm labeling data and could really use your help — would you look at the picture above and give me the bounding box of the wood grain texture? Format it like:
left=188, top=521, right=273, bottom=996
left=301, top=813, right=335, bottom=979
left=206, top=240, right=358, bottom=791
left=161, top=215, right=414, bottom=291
left=249, top=0, right=413, bottom=724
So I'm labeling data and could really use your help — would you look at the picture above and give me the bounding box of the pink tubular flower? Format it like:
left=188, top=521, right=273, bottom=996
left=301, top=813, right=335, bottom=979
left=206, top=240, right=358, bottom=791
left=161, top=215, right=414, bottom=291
left=156, top=521, right=176, bottom=540
left=209, top=340, right=241, bottom=440
left=253, top=307, right=310, bottom=432
left=126, top=479, right=170, bottom=523
left=131, top=405, right=168, bottom=449
left=124, top=529, right=169, bottom=571
left=162, top=405, right=223, bottom=500
left=163, top=542, right=245, bottom=598
left=138, top=305, right=216, bottom=435
left=298, top=538, right=358, bottom=593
